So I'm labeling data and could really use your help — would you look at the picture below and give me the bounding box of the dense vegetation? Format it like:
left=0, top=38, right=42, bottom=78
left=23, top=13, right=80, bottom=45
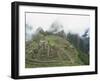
left=25, top=22, right=89, bottom=68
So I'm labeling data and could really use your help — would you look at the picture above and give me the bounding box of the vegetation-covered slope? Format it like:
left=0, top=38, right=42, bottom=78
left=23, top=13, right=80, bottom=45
left=25, top=21, right=89, bottom=68
left=25, top=32, right=86, bottom=68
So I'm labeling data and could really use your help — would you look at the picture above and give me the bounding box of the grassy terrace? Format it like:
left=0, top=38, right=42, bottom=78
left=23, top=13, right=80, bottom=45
left=25, top=33, right=88, bottom=68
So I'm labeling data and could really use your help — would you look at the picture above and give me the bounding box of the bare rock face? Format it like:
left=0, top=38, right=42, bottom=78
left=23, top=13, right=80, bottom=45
left=48, top=21, right=63, bottom=34
left=35, top=27, right=44, bottom=34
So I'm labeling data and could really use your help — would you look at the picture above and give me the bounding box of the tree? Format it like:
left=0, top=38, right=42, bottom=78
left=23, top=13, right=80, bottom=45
left=67, top=28, right=89, bottom=54
left=81, top=28, right=90, bottom=54
left=25, top=24, right=34, bottom=41
left=82, top=28, right=89, bottom=38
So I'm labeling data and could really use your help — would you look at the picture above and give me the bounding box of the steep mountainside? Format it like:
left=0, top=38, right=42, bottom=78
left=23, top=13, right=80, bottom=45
left=25, top=32, right=84, bottom=68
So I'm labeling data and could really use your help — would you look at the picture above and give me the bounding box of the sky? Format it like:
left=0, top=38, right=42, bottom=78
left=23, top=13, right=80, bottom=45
left=26, top=12, right=90, bottom=36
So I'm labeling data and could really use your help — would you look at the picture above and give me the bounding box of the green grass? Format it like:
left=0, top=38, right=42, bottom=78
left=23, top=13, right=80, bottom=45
left=25, top=34, right=89, bottom=68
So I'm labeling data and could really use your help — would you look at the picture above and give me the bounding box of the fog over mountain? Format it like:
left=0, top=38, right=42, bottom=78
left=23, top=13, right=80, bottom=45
left=26, top=13, right=90, bottom=36
left=25, top=13, right=90, bottom=41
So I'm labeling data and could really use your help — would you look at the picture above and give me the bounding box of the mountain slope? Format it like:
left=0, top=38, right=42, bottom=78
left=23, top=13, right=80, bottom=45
left=25, top=32, right=85, bottom=68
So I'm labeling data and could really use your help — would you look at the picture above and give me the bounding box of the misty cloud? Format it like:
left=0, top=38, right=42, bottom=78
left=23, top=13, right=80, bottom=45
left=26, top=12, right=90, bottom=37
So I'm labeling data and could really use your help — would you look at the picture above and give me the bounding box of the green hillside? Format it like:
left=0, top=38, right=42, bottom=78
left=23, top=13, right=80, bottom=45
left=25, top=32, right=88, bottom=68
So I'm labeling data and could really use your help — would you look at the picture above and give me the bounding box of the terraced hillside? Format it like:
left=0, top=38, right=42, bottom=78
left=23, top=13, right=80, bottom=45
left=25, top=32, right=85, bottom=68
